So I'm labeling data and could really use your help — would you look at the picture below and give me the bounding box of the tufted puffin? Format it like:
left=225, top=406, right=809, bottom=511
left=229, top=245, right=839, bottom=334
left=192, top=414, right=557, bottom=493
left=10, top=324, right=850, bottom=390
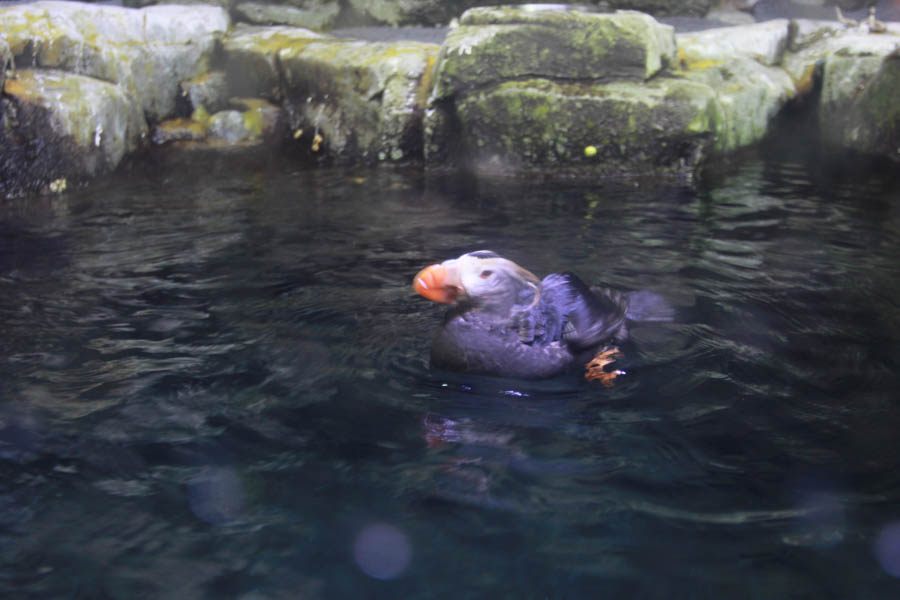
left=413, top=251, right=673, bottom=385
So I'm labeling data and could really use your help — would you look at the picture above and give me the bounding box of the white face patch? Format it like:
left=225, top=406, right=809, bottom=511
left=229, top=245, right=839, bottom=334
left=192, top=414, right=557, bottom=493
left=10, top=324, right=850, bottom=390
left=442, top=253, right=541, bottom=310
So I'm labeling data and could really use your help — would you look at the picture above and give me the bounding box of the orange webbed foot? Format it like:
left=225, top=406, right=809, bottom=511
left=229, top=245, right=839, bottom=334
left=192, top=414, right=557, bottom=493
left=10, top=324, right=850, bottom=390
left=585, top=347, right=624, bottom=386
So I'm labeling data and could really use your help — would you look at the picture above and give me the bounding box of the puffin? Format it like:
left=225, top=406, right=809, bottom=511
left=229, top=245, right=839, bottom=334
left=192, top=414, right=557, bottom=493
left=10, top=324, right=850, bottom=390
left=412, top=251, right=672, bottom=385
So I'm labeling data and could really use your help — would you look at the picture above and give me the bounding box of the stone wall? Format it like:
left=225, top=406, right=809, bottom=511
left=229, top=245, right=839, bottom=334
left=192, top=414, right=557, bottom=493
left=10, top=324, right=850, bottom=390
left=2, top=1, right=899, bottom=196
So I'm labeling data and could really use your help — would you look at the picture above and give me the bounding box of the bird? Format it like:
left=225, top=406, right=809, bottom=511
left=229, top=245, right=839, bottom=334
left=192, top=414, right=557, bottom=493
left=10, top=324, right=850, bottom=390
left=412, top=250, right=673, bottom=384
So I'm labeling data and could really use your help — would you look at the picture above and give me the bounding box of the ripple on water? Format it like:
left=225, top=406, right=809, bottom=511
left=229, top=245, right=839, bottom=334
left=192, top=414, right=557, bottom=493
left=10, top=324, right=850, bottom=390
left=0, top=153, right=899, bottom=597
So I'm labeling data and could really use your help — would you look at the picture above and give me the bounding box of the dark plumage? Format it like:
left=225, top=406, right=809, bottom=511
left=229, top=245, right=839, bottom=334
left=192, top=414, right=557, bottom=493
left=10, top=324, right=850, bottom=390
left=412, top=251, right=672, bottom=382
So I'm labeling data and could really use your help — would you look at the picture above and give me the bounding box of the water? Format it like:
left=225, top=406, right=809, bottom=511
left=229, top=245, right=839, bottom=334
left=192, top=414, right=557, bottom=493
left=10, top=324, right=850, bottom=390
left=1, top=146, right=899, bottom=598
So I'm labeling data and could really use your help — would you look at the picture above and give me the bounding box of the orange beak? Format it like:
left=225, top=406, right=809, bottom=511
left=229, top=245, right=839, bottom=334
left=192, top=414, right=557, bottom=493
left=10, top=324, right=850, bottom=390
left=413, top=263, right=460, bottom=304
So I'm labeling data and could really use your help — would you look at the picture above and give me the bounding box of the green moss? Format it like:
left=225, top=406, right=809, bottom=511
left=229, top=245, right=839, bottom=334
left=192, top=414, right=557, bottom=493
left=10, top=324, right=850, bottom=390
left=241, top=31, right=320, bottom=56
left=157, top=117, right=208, bottom=139
left=242, top=107, right=264, bottom=137
left=192, top=105, right=210, bottom=126
left=687, top=110, right=711, bottom=134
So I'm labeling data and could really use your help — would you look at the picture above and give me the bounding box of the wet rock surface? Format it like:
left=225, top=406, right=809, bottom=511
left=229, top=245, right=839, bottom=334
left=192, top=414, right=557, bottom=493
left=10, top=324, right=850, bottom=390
left=431, top=8, right=677, bottom=101
left=0, top=1, right=229, bottom=121
left=1, top=1, right=900, bottom=195
left=221, top=24, right=439, bottom=162
left=0, top=1, right=228, bottom=196
left=441, top=77, right=720, bottom=176
left=234, top=0, right=340, bottom=31
left=1, top=69, right=147, bottom=196
left=814, top=28, right=900, bottom=158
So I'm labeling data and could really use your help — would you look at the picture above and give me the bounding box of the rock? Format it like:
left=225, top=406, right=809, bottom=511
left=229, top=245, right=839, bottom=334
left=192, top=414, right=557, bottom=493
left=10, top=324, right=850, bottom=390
left=4, top=0, right=899, bottom=188
left=207, top=110, right=252, bottom=143
left=222, top=24, right=328, bottom=100
left=228, top=97, right=284, bottom=142
left=431, top=76, right=720, bottom=177
left=782, top=20, right=900, bottom=157
left=787, top=18, right=845, bottom=52
left=152, top=117, right=209, bottom=144
left=604, top=0, right=716, bottom=17
left=181, top=71, right=230, bottom=114
left=704, top=8, right=757, bottom=26
left=432, top=8, right=677, bottom=101
left=676, top=21, right=797, bottom=153
left=425, top=6, right=724, bottom=176
left=0, top=1, right=230, bottom=121
left=678, top=55, right=797, bottom=152
left=426, top=10, right=806, bottom=176
left=783, top=19, right=900, bottom=85
left=820, top=42, right=900, bottom=158
left=346, top=0, right=467, bottom=27
left=234, top=1, right=340, bottom=31
left=1, top=37, right=10, bottom=95
left=152, top=97, right=283, bottom=146
left=276, top=36, right=439, bottom=162
left=1, top=69, right=147, bottom=197
left=677, top=19, right=790, bottom=68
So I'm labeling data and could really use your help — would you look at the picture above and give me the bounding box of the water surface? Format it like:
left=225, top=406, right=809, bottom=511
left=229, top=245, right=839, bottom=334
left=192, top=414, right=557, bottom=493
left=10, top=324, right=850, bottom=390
left=1, top=147, right=899, bottom=598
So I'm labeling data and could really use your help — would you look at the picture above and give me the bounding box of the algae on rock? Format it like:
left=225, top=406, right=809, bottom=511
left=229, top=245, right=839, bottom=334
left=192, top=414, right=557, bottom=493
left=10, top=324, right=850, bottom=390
left=677, top=21, right=798, bottom=154
left=425, top=6, right=714, bottom=176
left=234, top=0, right=340, bottom=31
left=1, top=69, right=147, bottom=197
left=445, top=77, right=720, bottom=176
left=1, top=38, right=10, bottom=94
left=346, top=0, right=469, bottom=26
left=677, top=19, right=790, bottom=68
left=432, top=8, right=677, bottom=101
left=821, top=48, right=900, bottom=158
left=277, top=38, right=439, bottom=161
left=222, top=24, right=328, bottom=100
left=782, top=20, right=900, bottom=159
left=0, top=1, right=229, bottom=121
left=222, top=24, right=439, bottom=162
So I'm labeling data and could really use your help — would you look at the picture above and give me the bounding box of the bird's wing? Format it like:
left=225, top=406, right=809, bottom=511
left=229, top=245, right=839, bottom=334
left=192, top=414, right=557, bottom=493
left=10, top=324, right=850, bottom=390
left=540, top=273, right=628, bottom=350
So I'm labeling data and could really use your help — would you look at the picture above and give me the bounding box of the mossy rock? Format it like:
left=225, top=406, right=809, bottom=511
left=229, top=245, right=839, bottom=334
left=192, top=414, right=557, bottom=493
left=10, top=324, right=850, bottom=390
left=677, top=19, right=789, bottom=69
left=676, top=55, right=796, bottom=153
left=222, top=24, right=328, bottom=100
left=821, top=49, right=900, bottom=159
left=432, top=8, right=677, bottom=101
left=234, top=1, right=340, bottom=31
left=604, top=0, right=715, bottom=17
left=0, top=38, right=10, bottom=94
left=152, top=117, right=209, bottom=144
left=0, top=1, right=230, bottom=121
left=181, top=70, right=229, bottom=114
left=784, top=24, right=900, bottom=158
left=435, top=76, right=720, bottom=177
left=278, top=37, right=439, bottom=162
left=1, top=69, right=147, bottom=197
left=346, top=0, right=469, bottom=26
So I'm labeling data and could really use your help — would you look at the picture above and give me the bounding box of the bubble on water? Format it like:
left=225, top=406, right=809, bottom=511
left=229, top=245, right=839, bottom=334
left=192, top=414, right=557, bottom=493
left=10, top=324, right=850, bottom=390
left=352, top=522, right=412, bottom=580
left=874, top=521, right=900, bottom=578
left=187, top=466, right=245, bottom=525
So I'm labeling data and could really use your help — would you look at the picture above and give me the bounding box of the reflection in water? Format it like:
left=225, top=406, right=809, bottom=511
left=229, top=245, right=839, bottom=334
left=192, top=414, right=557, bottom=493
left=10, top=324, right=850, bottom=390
left=188, top=467, right=247, bottom=525
left=875, top=522, right=900, bottom=578
left=0, top=148, right=899, bottom=597
left=352, top=522, right=412, bottom=580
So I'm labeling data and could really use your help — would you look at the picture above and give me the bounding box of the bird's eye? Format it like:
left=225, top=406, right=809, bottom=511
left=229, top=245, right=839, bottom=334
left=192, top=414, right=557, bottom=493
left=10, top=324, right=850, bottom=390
left=479, top=270, right=493, bottom=279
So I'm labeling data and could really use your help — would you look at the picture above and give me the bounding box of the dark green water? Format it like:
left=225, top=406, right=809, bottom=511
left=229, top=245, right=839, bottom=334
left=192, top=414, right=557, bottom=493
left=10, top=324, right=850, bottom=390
left=1, top=148, right=899, bottom=598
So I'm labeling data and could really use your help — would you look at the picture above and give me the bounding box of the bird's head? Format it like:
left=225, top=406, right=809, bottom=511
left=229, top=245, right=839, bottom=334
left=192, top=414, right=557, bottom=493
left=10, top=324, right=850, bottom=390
left=413, top=251, right=541, bottom=315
